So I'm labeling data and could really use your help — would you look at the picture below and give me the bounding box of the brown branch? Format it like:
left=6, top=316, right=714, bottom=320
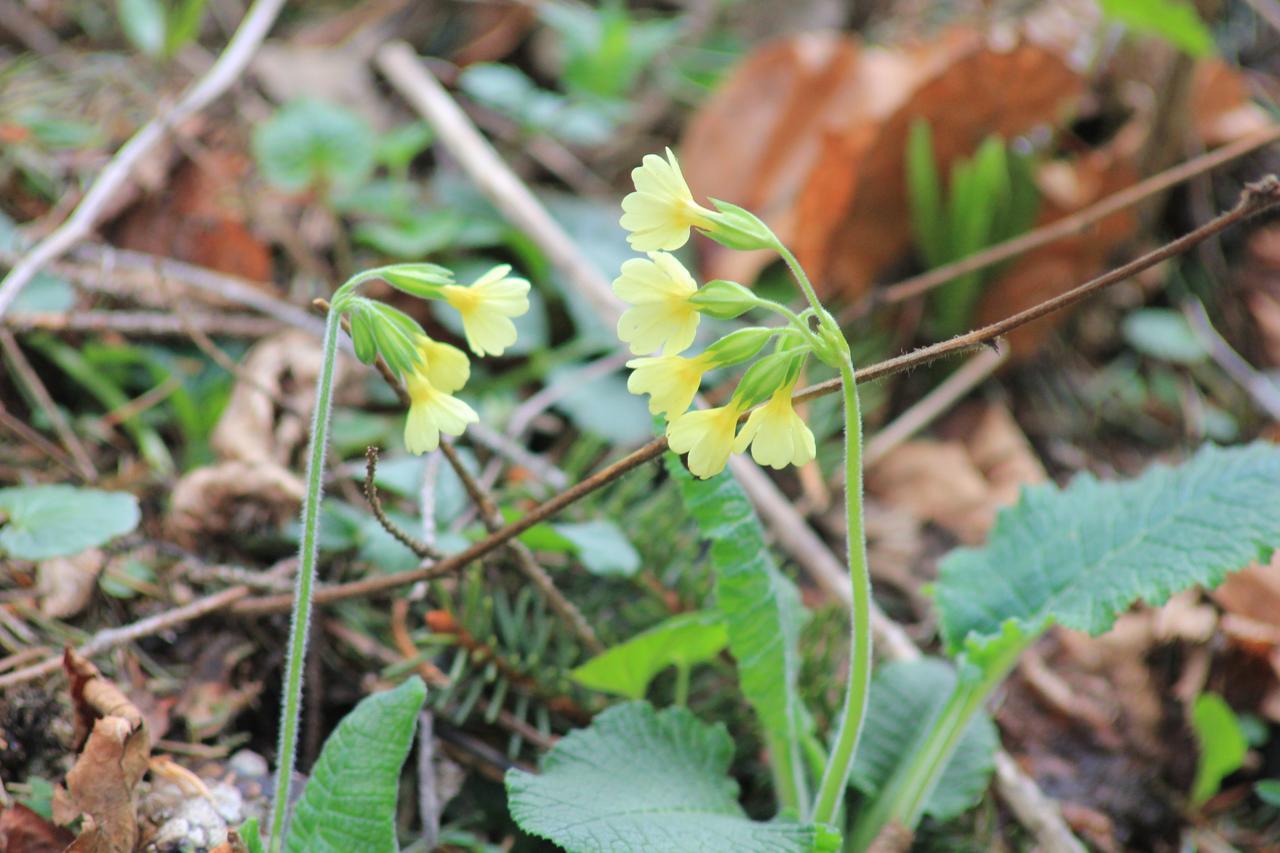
left=869, top=125, right=1280, bottom=310
left=364, top=446, right=443, bottom=561
left=232, top=176, right=1279, bottom=617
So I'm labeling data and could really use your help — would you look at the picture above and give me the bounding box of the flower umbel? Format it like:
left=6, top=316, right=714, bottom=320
left=733, top=383, right=816, bottom=470
left=441, top=265, right=531, bottom=357
left=620, top=148, right=715, bottom=252
left=613, top=252, right=700, bottom=355
left=667, top=403, right=745, bottom=479
left=625, top=353, right=712, bottom=417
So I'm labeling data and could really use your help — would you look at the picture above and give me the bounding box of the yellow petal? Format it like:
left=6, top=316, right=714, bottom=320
left=404, top=375, right=479, bottom=455
left=667, top=405, right=740, bottom=479
left=625, top=354, right=706, bottom=416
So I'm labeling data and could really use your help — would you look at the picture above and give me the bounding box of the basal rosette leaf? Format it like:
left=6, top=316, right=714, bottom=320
left=936, top=443, right=1280, bottom=657
left=0, top=485, right=140, bottom=560
left=505, top=702, right=838, bottom=852
left=284, top=677, right=426, bottom=853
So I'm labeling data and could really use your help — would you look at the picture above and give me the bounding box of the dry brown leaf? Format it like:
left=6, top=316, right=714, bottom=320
left=1212, top=552, right=1280, bottom=628
left=1191, top=59, right=1272, bottom=148
left=36, top=548, right=104, bottom=619
left=868, top=403, right=1044, bottom=543
left=0, top=803, right=75, bottom=853
left=60, top=650, right=149, bottom=853
left=166, top=460, right=305, bottom=549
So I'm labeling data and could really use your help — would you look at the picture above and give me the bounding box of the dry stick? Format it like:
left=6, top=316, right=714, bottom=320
left=870, top=123, right=1280, bottom=309
left=0, top=329, right=97, bottom=481
left=0, top=404, right=83, bottom=479
left=0, top=586, right=250, bottom=690
left=1182, top=298, right=1280, bottom=420
left=232, top=171, right=1249, bottom=617
left=4, top=310, right=281, bottom=338
left=0, top=0, right=287, bottom=319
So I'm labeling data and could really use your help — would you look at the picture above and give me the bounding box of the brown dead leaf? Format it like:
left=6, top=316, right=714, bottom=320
left=37, top=548, right=104, bottom=619
left=683, top=28, right=1085, bottom=298
left=1191, top=59, right=1272, bottom=148
left=868, top=403, right=1044, bottom=543
left=61, top=650, right=149, bottom=853
left=1212, top=551, right=1280, bottom=628
left=166, top=460, right=305, bottom=549
left=0, top=803, right=75, bottom=853
left=113, top=151, right=273, bottom=285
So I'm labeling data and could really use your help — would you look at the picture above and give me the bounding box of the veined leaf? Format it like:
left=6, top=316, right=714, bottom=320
left=505, top=702, right=838, bottom=852
left=284, top=677, right=426, bottom=853
left=0, top=485, right=140, bottom=560
left=850, top=659, right=997, bottom=821
left=1099, top=0, right=1214, bottom=57
left=936, top=443, right=1280, bottom=656
left=571, top=611, right=728, bottom=699
left=667, top=457, right=810, bottom=809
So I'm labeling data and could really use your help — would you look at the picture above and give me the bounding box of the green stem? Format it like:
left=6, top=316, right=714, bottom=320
left=268, top=306, right=343, bottom=853
left=849, top=638, right=1027, bottom=849
left=811, top=357, right=873, bottom=825
left=674, top=662, right=690, bottom=707
left=776, top=244, right=825, bottom=316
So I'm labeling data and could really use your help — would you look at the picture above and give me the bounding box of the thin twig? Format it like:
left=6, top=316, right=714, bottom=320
left=440, top=440, right=604, bottom=655
left=0, top=403, right=84, bottom=479
left=0, top=586, right=250, bottom=689
left=870, top=124, right=1280, bottom=310
left=4, top=310, right=281, bottom=338
left=0, top=0, right=287, bottom=319
left=0, top=329, right=97, bottom=481
left=365, top=447, right=443, bottom=561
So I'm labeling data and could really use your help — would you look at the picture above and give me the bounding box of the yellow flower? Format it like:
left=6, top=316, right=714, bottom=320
left=667, top=403, right=744, bottom=479
left=620, top=149, right=715, bottom=252
left=625, top=353, right=712, bottom=417
left=613, top=252, right=700, bottom=355
left=733, top=384, right=815, bottom=470
left=404, top=369, right=478, bottom=455
left=413, top=334, right=470, bottom=393
left=440, top=265, right=530, bottom=357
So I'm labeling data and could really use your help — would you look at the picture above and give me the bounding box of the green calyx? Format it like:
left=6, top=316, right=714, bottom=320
left=701, top=199, right=779, bottom=252
left=690, top=279, right=761, bottom=320
left=732, top=349, right=807, bottom=409
left=703, top=326, right=777, bottom=367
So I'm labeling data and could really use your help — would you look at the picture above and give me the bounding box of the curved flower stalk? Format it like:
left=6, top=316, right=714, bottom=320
left=268, top=261, right=529, bottom=853
left=614, top=149, right=870, bottom=829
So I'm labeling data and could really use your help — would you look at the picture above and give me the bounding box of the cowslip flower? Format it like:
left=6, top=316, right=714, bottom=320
left=613, top=252, right=700, bottom=355
left=403, top=334, right=478, bottom=454
left=413, top=334, right=470, bottom=393
left=620, top=149, right=715, bottom=252
left=733, top=382, right=816, bottom=470
left=440, top=265, right=530, bottom=357
left=625, top=353, right=712, bottom=417
left=667, top=403, right=745, bottom=479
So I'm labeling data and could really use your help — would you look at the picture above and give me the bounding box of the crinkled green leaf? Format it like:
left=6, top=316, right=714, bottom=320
left=571, top=611, right=728, bottom=699
left=1191, top=692, right=1247, bottom=806
left=505, top=702, right=838, bottom=852
left=285, top=677, right=426, bottom=853
left=850, top=659, right=997, bottom=821
left=667, top=458, right=810, bottom=806
left=0, top=485, right=140, bottom=560
left=553, top=519, right=641, bottom=577
left=1099, top=0, right=1214, bottom=57
left=1123, top=308, right=1207, bottom=365
left=936, top=443, right=1280, bottom=657
left=253, top=98, right=376, bottom=193
left=117, top=0, right=166, bottom=57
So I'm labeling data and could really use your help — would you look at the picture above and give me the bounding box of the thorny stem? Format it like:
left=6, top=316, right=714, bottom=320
left=268, top=305, right=343, bottom=853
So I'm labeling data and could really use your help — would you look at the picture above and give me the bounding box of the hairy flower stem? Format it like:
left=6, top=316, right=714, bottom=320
left=775, top=245, right=872, bottom=826
left=268, top=306, right=343, bottom=853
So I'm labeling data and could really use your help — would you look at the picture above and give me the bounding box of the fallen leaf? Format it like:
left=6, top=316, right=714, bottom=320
left=166, top=460, right=305, bottom=550
left=37, top=548, right=104, bottom=619
left=0, top=803, right=74, bottom=853
left=1190, top=59, right=1272, bottom=148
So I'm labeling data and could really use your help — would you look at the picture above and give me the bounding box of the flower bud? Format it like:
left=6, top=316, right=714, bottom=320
left=689, top=279, right=760, bottom=320
left=703, top=326, right=775, bottom=367
left=379, top=263, right=454, bottom=299
left=702, top=199, right=778, bottom=252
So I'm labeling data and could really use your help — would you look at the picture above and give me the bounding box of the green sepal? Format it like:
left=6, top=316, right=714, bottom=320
left=377, top=262, right=454, bottom=299
left=346, top=301, right=379, bottom=365
left=702, top=199, right=778, bottom=252
left=363, top=301, right=427, bottom=379
left=690, top=279, right=760, bottom=320
left=732, top=349, right=806, bottom=409
left=703, top=327, right=775, bottom=368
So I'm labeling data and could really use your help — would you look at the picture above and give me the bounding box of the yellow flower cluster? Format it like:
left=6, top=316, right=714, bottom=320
left=391, top=265, right=529, bottom=455
left=615, top=151, right=815, bottom=479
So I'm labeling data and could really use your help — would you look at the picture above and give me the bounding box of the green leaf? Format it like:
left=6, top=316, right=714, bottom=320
left=375, top=121, right=434, bottom=174
left=936, top=443, right=1280, bottom=657
left=553, top=520, right=641, bottom=577
left=546, top=363, right=652, bottom=444
left=117, top=0, right=166, bottom=57
left=505, top=702, right=837, bottom=852
left=668, top=458, right=811, bottom=809
left=253, top=98, right=376, bottom=193
left=285, top=677, right=427, bottom=853
left=0, top=485, right=140, bottom=560
left=1256, top=779, right=1280, bottom=807
left=850, top=659, right=998, bottom=821
left=164, top=0, right=207, bottom=56
left=1123, top=308, right=1208, bottom=365
left=1099, top=0, right=1215, bottom=57
left=571, top=611, right=728, bottom=699
left=238, top=817, right=265, bottom=853
left=906, top=119, right=945, bottom=268
left=1191, top=692, right=1247, bottom=806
